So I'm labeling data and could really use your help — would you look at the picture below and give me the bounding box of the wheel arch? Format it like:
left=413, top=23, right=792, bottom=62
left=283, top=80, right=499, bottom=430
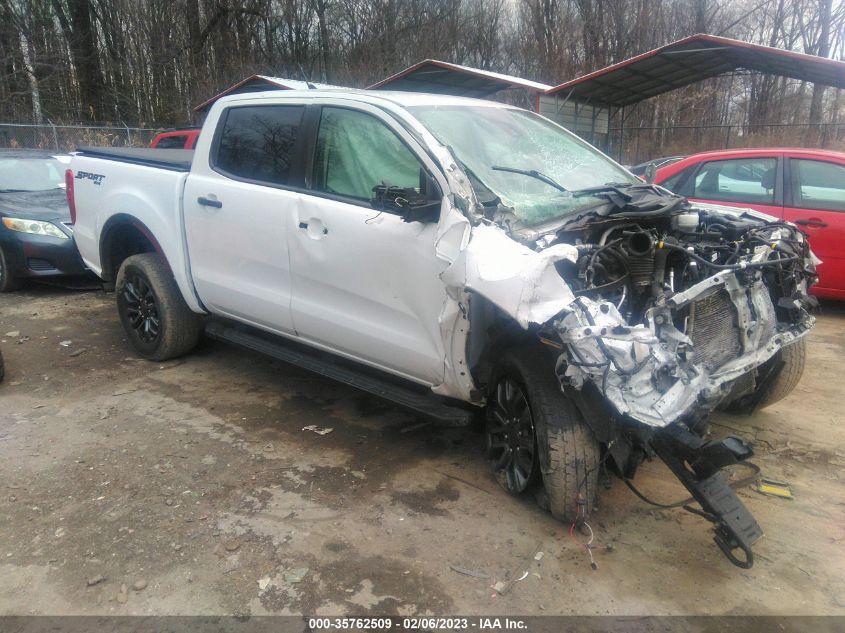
left=466, top=293, right=546, bottom=398
left=99, top=214, right=170, bottom=283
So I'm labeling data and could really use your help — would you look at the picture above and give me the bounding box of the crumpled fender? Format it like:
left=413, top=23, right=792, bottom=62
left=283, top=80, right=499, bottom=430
left=440, top=224, right=578, bottom=328
left=433, top=222, right=579, bottom=400
left=423, top=126, right=578, bottom=377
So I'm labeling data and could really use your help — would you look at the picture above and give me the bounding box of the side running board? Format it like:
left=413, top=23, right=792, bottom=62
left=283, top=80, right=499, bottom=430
left=205, top=321, right=475, bottom=427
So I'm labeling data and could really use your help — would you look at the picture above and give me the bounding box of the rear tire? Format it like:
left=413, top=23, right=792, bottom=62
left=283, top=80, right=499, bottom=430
left=757, top=338, right=806, bottom=409
left=487, top=347, right=600, bottom=523
left=0, top=246, right=23, bottom=292
left=115, top=253, right=201, bottom=361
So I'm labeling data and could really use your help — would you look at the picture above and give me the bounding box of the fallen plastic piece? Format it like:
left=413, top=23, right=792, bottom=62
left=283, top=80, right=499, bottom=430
left=283, top=567, right=309, bottom=584
left=491, top=581, right=508, bottom=594
left=757, top=477, right=794, bottom=499
left=302, top=425, right=333, bottom=435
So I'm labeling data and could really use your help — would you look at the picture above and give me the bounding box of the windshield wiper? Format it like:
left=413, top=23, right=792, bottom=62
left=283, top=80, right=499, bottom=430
left=569, top=181, right=680, bottom=199
left=0, top=189, right=28, bottom=193
left=569, top=182, right=638, bottom=199
left=491, top=166, right=569, bottom=194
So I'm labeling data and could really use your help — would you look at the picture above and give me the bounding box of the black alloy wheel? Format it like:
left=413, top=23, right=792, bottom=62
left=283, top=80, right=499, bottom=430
left=122, top=273, right=161, bottom=344
left=486, top=376, right=539, bottom=494
left=114, top=253, right=202, bottom=361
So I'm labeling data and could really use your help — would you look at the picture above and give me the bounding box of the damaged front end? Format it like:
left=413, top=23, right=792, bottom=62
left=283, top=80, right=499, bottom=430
left=407, top=100, right=816, bottom=567
left=444, top=183, right=817, bottom=568
left=553, top=249, right=812, bottom=428
left=538, top=191, right=815, bottom=567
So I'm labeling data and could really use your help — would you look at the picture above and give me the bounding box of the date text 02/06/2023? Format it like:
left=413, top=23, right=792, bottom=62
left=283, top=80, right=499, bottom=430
left=307, top=617, right=529, bottom=630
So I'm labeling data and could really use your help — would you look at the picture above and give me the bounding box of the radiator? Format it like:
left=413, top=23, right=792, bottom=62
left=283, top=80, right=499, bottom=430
left=689, top=290, right=742, bottom=371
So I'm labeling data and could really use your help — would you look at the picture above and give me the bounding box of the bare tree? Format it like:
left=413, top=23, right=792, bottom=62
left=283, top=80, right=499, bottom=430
left=0, top=0, right=840, bottom=160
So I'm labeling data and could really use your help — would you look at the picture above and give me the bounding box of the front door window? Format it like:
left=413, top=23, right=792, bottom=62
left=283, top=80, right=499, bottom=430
left=311, top=107, right=422, bottom=204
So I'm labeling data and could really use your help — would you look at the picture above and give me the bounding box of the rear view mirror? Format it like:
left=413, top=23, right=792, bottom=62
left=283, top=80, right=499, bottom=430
left=370, top=169, right=442, bottom=223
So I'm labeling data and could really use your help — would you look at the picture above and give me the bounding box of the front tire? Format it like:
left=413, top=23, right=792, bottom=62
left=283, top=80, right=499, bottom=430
left=0, top=246, right=23, bottom=292
left=757, top=338, right=806, bottom=409
left=487, top=347, right=600, bottom=523
left=115, top=253, right=201, bottom=361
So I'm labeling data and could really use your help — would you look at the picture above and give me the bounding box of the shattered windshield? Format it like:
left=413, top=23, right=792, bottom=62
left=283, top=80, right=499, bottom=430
left=408, top=105, right=638, bottom=225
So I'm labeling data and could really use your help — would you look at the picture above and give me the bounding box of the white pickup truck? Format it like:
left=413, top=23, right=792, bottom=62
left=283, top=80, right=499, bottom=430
left=69, top=89, right=817, bottom=568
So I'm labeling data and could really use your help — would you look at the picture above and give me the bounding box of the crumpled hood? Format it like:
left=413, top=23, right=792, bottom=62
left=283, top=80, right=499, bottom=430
left=0, top=189, right=69, bottom=222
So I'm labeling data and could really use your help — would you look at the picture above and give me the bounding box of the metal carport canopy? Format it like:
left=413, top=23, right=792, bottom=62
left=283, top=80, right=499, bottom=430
left=545, top=33, right=845, bottom=108
left=192, top=75, right=340, bottom=113
left=368, top=59, right=552, bottom=98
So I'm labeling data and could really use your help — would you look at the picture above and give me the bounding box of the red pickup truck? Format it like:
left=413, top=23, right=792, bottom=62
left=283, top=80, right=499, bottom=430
left=150, top=128, right=201, bottom=150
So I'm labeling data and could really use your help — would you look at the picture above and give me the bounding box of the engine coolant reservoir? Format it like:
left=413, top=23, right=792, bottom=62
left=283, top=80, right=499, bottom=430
left=672, top=211, right=700, bottom=233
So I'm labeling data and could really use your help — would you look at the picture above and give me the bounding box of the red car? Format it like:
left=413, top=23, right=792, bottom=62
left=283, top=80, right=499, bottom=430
left=655, top=148, right=845, bottom=299
left=150, top=128, right=201, bottom=150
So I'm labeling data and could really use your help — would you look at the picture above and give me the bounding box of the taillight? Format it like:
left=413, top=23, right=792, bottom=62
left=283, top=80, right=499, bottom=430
left=65, top=169, right=76, bottom=225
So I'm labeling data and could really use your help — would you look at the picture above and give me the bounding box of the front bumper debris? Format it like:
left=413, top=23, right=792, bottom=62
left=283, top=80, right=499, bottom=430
left=650, top=425, right=763, bottom=568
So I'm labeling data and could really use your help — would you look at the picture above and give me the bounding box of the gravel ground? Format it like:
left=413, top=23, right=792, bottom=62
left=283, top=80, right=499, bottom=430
left=0, top=284, right=844, bottom=616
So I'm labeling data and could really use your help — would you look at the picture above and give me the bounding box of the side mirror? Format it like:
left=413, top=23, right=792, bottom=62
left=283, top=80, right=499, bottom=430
left=419, top=168, right=440, bottom=201
left=644, top=162, right=657, bottom=184
left=370, top=169, right=442, bottom=223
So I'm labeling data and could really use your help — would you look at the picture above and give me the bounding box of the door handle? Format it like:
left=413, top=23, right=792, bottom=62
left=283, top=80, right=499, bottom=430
left=795, top=218, right=828, bottom=228
left=197, top=196, right=222, bottom=208
left=298, top=220, right=328, bottom=235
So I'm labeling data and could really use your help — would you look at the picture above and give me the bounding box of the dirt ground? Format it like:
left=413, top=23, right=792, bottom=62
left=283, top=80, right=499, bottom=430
left=0, top=283, right=843, bottom=617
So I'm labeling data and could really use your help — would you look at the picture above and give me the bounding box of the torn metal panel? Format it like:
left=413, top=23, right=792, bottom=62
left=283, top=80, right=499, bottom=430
left=435, top=223, right=579, bottom=399
left=556, top=297, right=707, bottom=427
left=441, top=224, right=578, bottom=328
left=435, top=223, right=574, bottom=399
left=555, top=271, right=812, bottom=427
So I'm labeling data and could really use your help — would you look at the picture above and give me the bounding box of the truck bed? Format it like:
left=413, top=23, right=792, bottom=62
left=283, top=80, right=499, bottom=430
left=69, top=146, right=199, bottom=311
left=75, top=147, right=194, bottom=172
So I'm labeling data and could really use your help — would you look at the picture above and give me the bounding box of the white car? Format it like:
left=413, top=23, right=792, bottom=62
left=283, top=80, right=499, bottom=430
left=68, top=90, right=817, bottom=568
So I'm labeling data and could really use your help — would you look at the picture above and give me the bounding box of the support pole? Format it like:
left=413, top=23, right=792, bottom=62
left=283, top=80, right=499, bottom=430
left=47, top=119, right=58, bottom=149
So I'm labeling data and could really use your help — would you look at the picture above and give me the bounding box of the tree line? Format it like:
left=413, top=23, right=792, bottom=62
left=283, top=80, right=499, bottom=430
left=1, top=0, right=843, bottom=139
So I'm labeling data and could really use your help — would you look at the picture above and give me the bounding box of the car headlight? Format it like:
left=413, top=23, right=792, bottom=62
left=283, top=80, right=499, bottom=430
left=2, top=217, right=69, bottom=239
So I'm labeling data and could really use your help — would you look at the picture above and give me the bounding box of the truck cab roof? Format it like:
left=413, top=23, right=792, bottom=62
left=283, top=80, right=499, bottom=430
left=211, top=88, right=516, bottom=111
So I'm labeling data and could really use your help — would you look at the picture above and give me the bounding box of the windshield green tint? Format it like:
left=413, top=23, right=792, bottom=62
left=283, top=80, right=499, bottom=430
left=408, top=105, right=637, bottom=225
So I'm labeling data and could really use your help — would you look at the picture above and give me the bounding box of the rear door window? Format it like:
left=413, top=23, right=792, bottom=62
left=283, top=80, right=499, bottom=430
left=214, top=105, right=305, bottom=186
left=789, top=159, right=845, bottom=212
left=691, top=158, right=778, bottom=204
left=311, top=107, right=422, bottom=203
left=156, top=135, right=188, bottom=149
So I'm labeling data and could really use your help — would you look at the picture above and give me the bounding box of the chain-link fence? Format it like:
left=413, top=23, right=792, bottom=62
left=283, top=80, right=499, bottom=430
left=604, top=122, right=845, bottom=166
left=6, top=119, right=843, bottom=167
left=0, top=122, right=160, bottom=151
